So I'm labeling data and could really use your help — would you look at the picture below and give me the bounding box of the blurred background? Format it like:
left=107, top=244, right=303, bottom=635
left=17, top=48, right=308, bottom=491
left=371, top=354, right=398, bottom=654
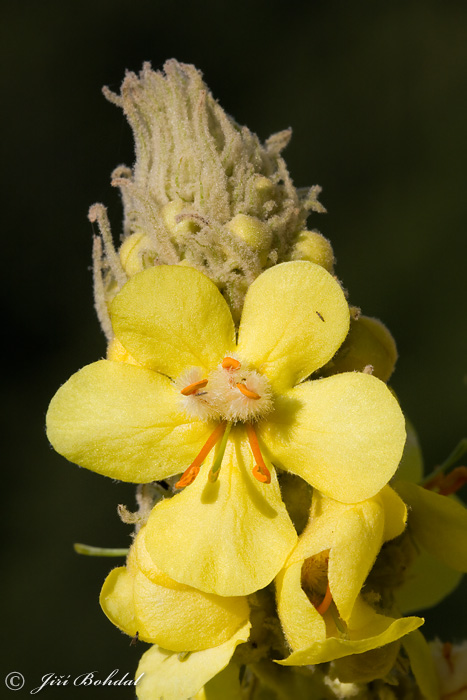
left=2, top=0, right=467, bottom=695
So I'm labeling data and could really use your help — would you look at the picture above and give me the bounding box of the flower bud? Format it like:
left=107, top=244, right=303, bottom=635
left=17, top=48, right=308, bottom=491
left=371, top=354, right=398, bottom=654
left=289, top=230, right=334, bottom=273
left=227, top=214, right=272, bottom=265
left=119, top=233, right=155, bottom=276
left=321, top=315, right=397, bottom=382
left=162, top=200, right=200, bottom=244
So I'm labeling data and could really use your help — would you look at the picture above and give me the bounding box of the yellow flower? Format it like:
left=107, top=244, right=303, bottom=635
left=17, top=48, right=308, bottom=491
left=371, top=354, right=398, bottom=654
left=100, top=525, right=250, bottom=651
left=394, top=480, right=467, bottom=613
left=276, top=487, right=423, bottom=667
left=134, top=624, right=250, bottom=700
left=392, top=422, right=467, bottom=613
left=47, top=261, right=405, bottom=596
left=100, top=526, right=250, bottom=700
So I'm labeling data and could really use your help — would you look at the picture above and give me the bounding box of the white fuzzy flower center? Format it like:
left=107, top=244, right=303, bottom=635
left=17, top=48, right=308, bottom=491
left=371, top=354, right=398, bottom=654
left=176, top=354, right=273, bottom=423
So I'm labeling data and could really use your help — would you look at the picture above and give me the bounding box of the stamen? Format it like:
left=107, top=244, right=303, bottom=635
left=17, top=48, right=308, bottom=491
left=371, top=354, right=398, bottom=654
left=442, top=642, right=454, bottom=673
left=208, top=422, right=233, bottom=482
left=181, top=378, right=208, bottom=396
left=438, top=466, right=467, bottom=496
left=175, top=422, right=226, bottom=488
left=315, top=583, right=333, bottom=615
left=424, top=466, right=467, bottom=496
left=222, top=356, right=241, bottom=370
left=236, top=383, right=261, bottom=400
left=246, top=423, right=271, bottom=484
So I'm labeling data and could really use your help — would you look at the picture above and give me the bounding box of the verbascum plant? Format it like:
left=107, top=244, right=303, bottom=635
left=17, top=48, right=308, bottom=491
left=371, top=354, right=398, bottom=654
left=46, top=60, right=467, bottom=700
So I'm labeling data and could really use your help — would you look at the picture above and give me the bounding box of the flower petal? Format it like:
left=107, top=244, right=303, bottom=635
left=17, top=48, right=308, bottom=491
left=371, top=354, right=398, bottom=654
left=237, top=261, right=349, bottom=392
left=278, top=597, right=423, bottom=666
left=100, top=533, right=249, bottom=652
left=100, top=566, right=138, bottom=637
left=395, top=419, right=424, bottom=484
left=135, top=622, right=251, bottom=700
left=259, top=372, right=406, bottom=503
left=285, top=488, right=406, bottom=623
left=46, top=360, right=212, bottom=482
left=193, top=664, right=242, bottom=700
left=395, top=548, right=462, bottom=614
left=111, top=266, right=236, bottom=375
left=403, top=631, right=440, bottom=700
left=275, top=561, right=326, bottom=651
left=395, top=482, right=467, bottom=571
left=380, top=485, right=408, bottom=542
left=144, top=429, right=297, bottom=596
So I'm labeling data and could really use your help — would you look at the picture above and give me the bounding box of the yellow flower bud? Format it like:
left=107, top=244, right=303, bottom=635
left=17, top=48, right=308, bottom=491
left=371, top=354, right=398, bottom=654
left=119, top=233, right=154, bottom=276
left=321, top=315, right=398, bottom=383
left=254, top=176, right=275, bottom=206
left=162, top=200, right=200, bottom=243
left=226, top=214, right=272, bottom=265
left=290, top=230, right=335, bottom=273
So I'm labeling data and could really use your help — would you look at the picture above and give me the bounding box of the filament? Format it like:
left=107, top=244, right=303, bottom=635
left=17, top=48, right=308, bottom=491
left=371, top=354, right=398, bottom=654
left=175, top=422, right=226, bottom=488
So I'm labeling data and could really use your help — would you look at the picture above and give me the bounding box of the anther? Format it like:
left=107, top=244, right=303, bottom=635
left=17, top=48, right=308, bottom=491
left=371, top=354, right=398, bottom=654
left=424, top=466, right=467, bottom=496
left=315, top=583, right=333, bottom=616
left=236, top=383, right=261, bottom=400
left=175, top=422, right=226, bottom=489
left=222, top=357, right=241, bottom=370
left=438, top=466, right=467, bottom=496
left=246, top=423, right=271, bottom=484
left=181, top=379, right=208, bottom=396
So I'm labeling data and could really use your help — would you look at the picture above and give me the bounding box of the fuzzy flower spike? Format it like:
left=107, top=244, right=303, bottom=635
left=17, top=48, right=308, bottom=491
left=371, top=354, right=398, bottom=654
left=47, top=259, right=405, bottom=597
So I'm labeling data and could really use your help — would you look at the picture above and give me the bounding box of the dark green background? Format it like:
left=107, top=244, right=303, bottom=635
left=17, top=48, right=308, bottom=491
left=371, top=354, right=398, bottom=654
left=2, top=0, right=466, bottom=696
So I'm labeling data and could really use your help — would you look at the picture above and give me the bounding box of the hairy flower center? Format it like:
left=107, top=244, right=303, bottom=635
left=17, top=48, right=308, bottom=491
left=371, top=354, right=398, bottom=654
left=174, top=356, right=273, bottom=488
left=176, top=355, right=273, bottom=423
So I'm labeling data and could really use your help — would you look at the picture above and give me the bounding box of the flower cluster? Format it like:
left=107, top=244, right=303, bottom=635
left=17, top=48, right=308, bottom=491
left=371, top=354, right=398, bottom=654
left=47, top=61, right=467, bottom=700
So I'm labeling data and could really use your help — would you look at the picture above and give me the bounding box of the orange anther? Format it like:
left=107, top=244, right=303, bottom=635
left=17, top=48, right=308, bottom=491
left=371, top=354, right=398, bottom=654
left=424, top=473, right=444, bottom=491
left=222, top=357, right=241, bottom=370
left=425, top=466, right=467, bottom=496
left=175, top=465, right=200, bottom=489
left=442, top=642, right=454, bottom=673
left=236, top=383, right=261, bottom=400
left=246, top=423, right=271, bottom=484
left=175, top=422, right=226, bottom=489
left=181, top=378, right=208, bottom=396
left=315, top=583, right=333, bottom=616
left=252, top=465, right=269, bottom=483
left=439, top=466, right=467, bottom=496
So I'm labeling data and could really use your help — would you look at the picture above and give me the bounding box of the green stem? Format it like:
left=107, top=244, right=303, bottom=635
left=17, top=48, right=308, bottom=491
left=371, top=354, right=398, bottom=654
left=74, top=543, right=129, bottom=557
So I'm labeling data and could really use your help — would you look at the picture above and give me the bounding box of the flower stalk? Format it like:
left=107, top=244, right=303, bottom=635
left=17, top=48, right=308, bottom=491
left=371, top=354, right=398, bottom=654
left=47, top=60, right=467, bottom=700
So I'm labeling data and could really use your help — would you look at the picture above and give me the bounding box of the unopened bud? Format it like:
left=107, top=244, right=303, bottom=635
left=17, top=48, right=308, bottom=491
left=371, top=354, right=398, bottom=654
left=227, top=214, right=272, bottom=265
left=321, top=315, right=397, bottom=382
left=290, top=230, right=334, bottom=273
left=162, top=200, right=200, bottom=244
left=119, top=233, right=155, bottom=276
